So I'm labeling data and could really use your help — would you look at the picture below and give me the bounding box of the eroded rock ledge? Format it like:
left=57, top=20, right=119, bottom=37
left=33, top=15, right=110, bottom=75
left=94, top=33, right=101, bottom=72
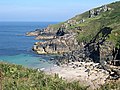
left=33, top=33, right=78, bottom=54
left=26, top=24, right=79, bottom=54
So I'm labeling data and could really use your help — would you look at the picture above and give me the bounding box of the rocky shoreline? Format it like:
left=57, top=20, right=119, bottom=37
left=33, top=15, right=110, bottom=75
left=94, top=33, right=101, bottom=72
left=26, top=26, right=79, bottom=54
left=26, top=2, right=120, bottom=89
left=26, top=25, right=120, bottom=89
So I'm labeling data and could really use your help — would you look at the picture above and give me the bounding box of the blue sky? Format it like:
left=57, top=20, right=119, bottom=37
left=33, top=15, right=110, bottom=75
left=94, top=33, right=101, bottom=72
left=0, top=0, right=119, bottom=22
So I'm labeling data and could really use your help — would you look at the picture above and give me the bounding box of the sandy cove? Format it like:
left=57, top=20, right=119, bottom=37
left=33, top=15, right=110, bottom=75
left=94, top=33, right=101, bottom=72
left=45, top=62, right=109, bottom=89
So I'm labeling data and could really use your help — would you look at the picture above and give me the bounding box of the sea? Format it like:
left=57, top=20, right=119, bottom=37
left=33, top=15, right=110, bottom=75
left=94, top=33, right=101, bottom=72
left=0, top=22, right=57, bottom=69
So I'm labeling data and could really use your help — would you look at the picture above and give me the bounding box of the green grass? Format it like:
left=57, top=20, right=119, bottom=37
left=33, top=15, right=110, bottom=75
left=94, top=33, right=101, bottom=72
left=98, top=80, right=120, bottom=90
left=0, top=62, right=87, bottom=90
left=75, top=1, right=120, bottom=48
left=49, top=1, right=120, bottom=48
left=0, top=62, right=120, bottom=90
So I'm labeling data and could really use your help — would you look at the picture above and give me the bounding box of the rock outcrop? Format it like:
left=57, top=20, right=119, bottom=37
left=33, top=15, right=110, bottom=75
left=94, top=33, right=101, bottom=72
left=27, top=1, right=120, bottom=80
left=89, top=5, right=111, bottom=18
left=35, top=33, right=55, bottom=40
left=26, top=29, right=43, bottom=36
left=33, top=33, right=78, bottom=54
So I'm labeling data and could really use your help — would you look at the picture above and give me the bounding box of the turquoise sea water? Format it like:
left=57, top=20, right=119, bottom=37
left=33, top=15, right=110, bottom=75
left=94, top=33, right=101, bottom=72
left=0, top=22, right=57, bottom=69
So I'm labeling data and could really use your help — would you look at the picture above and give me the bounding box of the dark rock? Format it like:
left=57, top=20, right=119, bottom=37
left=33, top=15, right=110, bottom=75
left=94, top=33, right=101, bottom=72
left=89, top=9, right=95, bottom=18
left=56, top=28, right=65, bottom=36
left=110, top=60, right=120, bottom=66
left=103, top=5, right=108, bottom=12
left=56, top=61, right=61, bottom=66
left=85, top=69, right=90, bottom=73
left=50, top=58, right=55, bottom=61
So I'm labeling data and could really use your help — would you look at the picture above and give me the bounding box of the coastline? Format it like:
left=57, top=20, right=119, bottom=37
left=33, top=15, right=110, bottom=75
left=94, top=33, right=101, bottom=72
left=0, top=22, right=58, bottom=70
left=1, top=0, right=120, bottom=89
left=44, top=61, right=109, bottom=89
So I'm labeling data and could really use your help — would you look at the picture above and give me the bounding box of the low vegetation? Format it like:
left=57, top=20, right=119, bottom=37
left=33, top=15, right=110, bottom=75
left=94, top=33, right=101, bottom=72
left=99, top=80, right=120, bottom=90
left=0, top=62, right=120, bottom=90
left=0, top=62, right=87, bottom=90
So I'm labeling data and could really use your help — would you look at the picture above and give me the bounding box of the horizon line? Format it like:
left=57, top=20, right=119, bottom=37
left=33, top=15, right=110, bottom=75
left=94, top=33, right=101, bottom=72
left=0, top=21, right=61, bottom=22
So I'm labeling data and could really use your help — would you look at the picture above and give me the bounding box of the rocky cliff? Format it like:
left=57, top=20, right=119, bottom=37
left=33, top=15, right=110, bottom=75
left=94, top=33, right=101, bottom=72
left=27, top=1, right=120, bottom=68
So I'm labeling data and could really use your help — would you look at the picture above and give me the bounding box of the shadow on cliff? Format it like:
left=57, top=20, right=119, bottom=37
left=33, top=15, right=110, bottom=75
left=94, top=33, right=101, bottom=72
left=84, top=27, right=112, bottom=63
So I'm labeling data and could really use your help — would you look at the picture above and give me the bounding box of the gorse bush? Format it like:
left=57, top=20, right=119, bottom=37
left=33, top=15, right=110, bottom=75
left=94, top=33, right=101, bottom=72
left=0, top=62, right=87, bottom=90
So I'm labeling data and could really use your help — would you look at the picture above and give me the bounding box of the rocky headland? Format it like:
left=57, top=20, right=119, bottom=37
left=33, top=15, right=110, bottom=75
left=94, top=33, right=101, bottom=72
left=26, top=1, right=120, bottom=89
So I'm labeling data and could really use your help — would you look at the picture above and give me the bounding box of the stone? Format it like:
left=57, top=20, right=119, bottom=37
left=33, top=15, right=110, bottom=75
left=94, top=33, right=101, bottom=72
left=35, top=35, right=55, bottom=40
left=89, top=9, right=95, bottom=18
left=50, top=58, right=55, bottom=61
left=26, top=30, right=41, bottom=36
left=94, top=9, right=100, bottom=16
left=110, top=60, right=120, bottom=66
left=103, top=5, right=108, bottom=12
left=80, top=19, right=85, bottom=23
left=56, top=28, right=65, bottom=36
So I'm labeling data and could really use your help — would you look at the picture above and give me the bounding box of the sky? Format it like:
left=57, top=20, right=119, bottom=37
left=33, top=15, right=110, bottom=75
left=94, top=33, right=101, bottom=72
left=0, top=0, right=119, bottom=22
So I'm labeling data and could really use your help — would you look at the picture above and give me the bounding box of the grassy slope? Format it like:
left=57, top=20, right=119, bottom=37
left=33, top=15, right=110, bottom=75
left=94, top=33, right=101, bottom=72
left=0, top=62, right=87, bottom=90
left=76, top=1, right=120, bottom=45
left=50, top=1, right=120, bottom=48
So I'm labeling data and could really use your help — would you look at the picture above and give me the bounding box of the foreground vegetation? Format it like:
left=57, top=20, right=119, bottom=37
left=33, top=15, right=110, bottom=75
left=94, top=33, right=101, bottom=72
left=99, top=80, right=120, bottom=90
left=0, top=62, right=120, bottom=90
left=0, top=62, right=87, bottom=90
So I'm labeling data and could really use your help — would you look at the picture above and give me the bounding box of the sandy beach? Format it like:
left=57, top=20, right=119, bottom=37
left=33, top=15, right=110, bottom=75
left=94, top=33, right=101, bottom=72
left=45, top=62, right=109, bottom=89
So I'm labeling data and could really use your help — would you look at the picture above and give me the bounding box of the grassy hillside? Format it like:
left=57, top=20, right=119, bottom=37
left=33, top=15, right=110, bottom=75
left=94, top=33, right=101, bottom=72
left=0, top=62, right=87, bottom=90
left=76, top=1, right=120, bottom=45
left=50, top=1, right=120, bottom=48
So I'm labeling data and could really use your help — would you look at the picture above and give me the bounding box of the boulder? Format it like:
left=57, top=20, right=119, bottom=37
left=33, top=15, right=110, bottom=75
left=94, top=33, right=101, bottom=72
left=89, top=9, right=95, bottom=18
left=103, top=5, right=108, bottom=12
left=56, top=29, right=65, bottom=36
left=26, top=30, right=41, bottom=36
left=35, top=34, right=55, bottom=40
left=34, top=33, right=78, bottom=54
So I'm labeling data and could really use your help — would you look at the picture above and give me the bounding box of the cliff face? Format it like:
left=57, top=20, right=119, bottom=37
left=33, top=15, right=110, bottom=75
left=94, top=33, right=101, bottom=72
left=28, top=1, right=120, bottom=66
left=32, top=33, right=79, bottom=54
left=51, top=1, right=120, bottom=62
